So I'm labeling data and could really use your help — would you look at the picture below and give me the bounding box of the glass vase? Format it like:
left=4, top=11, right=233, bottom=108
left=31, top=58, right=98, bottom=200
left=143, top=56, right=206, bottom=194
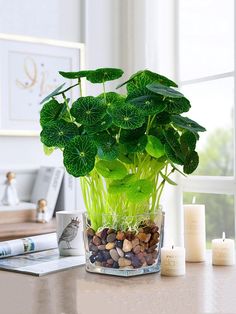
left=83, top=211, right=164, bottom=277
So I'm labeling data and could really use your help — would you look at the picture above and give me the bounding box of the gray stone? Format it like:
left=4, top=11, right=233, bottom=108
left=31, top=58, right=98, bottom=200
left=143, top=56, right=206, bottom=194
left=116, top=247, right=124, bottom=257
left=110, top=249, right=119, bottom=262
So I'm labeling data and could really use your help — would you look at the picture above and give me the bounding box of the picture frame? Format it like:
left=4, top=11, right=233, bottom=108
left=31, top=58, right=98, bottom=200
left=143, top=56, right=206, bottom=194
left=0, top=33, right=85, bottom=136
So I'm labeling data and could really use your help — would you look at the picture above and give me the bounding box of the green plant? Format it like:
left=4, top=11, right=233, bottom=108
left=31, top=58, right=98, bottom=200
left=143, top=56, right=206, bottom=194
left=40, top=68, right=206, bottom=231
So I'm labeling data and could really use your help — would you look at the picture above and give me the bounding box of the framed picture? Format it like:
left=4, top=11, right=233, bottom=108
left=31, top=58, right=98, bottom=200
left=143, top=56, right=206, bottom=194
left=0, top=33, right=84, bottom=136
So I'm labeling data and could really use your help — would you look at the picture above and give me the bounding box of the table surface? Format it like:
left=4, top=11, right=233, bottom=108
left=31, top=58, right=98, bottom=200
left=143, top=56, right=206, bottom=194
left=0, top=253, right=236, bottom=314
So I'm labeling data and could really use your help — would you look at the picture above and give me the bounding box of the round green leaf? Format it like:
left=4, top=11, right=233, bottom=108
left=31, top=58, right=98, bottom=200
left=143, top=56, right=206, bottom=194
left=164, top=143, right=184, bottom=165
left=155, top=112, right=172, bottom=125
left=40, top=120, right=79, bottom=148
left=127, top=179, right=153, bottom=202
left=163, top=128, right=184, bottom=161
left=95, top=134, right=118, bottom=161
left=95, top=160, right=128, bottom=179
left=117, top=69, right=177, bottom=90
left=109, top=102, right=145, bottom=130
left=87, top=68, right=124, bottom=83
left=85, top=114, right=112, bottom=134
left=164, top=97, right=191, bottom=114
left=59, top=70, right=93, bottom=79
left=146, top=83, right=184, bottom=98
left=119, top=125, right=146, bottom=144
left=125, top=135, right=147, bottom=153
left=108, top=174, right=136, bottom=194
left=129, top=95, right=167, bottom=116
left=71, top=96, right=106, bottom=125
left=145, top=135, right=165, bottom=159
left=180, top=131, right=197, bottom=153
left=40, top=99, right=70, bottom=127
left=171, top=115, right=206, bottom=132
left=183, top=151, right=199, bottom=174
left=63, top=135, right=97, bottom=177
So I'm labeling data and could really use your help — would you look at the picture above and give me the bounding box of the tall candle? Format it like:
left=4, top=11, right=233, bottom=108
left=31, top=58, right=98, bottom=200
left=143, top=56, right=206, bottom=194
left=184, top=204, right=206, bottom=262
left=161, top=245, right=185, bottom=276
left=212, top=232, right=235, bottom=266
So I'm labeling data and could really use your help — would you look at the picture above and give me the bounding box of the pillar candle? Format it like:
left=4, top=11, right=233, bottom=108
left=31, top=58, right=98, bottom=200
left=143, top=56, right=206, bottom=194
left=184, top=204, right=206, bottom=262
left=161, top=245, right=185, bottom=276
left=212, top=232, right=235, bottom=266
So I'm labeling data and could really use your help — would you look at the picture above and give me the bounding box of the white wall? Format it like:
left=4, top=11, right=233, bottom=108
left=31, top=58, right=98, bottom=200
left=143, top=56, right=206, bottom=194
left=0, top=0, right=84, bottom=171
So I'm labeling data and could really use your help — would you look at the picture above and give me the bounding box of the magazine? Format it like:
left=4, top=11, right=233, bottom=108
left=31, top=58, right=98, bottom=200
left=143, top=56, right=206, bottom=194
left=0, top=233, right=85, bottom=276
left=0, top=233, right=58, bottom=258
left=0, top=249, right=85, bottom=276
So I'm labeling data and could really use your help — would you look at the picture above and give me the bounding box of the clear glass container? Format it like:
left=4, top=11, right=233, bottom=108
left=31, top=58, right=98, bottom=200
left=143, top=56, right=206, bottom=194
left=83, top=211, right=165, bottom=277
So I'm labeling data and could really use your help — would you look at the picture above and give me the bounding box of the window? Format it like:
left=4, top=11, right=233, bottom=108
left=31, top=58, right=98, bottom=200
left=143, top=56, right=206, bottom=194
left=177, top=0, right=235, bottom=242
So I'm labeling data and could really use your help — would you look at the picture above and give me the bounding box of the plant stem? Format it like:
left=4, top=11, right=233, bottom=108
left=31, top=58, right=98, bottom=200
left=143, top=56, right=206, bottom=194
left=54, top=83, right=79, bottom=97
left=102, top=81, right=106, bottom=103
left=78, top=78, right=83, bottom=97
left=62, top=93, right=73, bottom=121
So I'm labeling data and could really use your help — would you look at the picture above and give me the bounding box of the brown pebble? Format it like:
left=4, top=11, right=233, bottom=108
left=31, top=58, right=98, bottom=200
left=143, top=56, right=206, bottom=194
left=125, top=231, right=135, bottom=241
left=107, top=258, right=114, bottom=265
left=107, top=228, right=115, bottom=234
left=87, top=228, right=95, bottom=237
left=92, top=235, right=101, bottom=246
left=137, top=252, right=145, bottom=263
left=152, top=250, right=158, bottom=259
left=105, top=242, right=115, bottom=250
left=118, top=257, right=132, bottom=267
left=122, top=239, right=132, bottom=252
left=143, top=226, right=152, bottom=234
left=131, top=238, right=139, bottom=248
left=116, top=231, right=125, bottom=240
left=145, top=253, right=154, bottom=265
left=98, top=245, right=106, bottom=250
left=133, top=245, right=141, bottom=254
left=96, top=230, right=102, bottom=238
left=107, top=233, right=116, bottom=243
left=147, top=244, right=157, bottom=253
left=144, top=233, right=152, bottom=243
left=137, top=232, right=147, bottom=242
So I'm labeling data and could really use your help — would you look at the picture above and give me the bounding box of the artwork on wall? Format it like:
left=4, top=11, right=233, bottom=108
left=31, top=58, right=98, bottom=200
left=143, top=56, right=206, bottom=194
left=0, top=34, right=84, bottom=136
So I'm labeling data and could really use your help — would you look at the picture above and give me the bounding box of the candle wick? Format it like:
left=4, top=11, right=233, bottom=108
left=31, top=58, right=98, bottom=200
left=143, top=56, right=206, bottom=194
left=172, top=245, right=174, bottom=249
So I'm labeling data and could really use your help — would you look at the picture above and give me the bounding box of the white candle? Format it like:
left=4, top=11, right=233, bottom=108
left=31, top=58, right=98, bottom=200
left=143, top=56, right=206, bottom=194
left=212, top=232, right=235, bottom=266
left=161, top=245, right=185, bottom=276
left=184, top=204, right=206, bottom=262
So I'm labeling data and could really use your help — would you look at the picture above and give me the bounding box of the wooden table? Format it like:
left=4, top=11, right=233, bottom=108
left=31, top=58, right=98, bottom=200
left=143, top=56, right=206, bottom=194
left=0, top=253, right=236, bottom=314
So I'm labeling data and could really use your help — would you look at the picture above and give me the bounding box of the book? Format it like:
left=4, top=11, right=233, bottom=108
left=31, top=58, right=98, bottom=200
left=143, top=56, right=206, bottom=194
left=0, top=233, right=58, bottom=258
left=0, top=202, right=36, bottom=224
left=30, top=166, right=64, bottom=221
left=55, top=172, right=76, bottom=212
left=0, top=249, right=85, bottom=276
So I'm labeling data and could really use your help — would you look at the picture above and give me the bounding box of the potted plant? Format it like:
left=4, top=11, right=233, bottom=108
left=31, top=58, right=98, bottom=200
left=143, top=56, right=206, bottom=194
left=40, top=68, right=206, bottom=276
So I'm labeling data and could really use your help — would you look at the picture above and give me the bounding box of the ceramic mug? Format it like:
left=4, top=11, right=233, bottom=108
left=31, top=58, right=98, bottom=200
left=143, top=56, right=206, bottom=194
left=56, top=211, right=84, bottom=256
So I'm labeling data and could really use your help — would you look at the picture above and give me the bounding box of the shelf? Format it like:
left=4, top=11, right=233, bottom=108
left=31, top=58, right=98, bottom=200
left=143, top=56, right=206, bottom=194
left=0, top=218, right=56, bottom=241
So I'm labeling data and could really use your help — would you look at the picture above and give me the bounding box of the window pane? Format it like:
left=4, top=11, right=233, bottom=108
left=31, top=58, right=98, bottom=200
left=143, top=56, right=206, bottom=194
left=179, top=0, right=234, bottom=81
left=181, top=77, right=234, bottom=176
left=183, top=192, right=235, bottom=247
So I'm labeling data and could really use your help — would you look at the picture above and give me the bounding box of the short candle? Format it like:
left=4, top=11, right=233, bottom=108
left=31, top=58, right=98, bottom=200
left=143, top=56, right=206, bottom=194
left=212, top=232, right=235, bottom=266
left=161, top=245, right=185, bottom=276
